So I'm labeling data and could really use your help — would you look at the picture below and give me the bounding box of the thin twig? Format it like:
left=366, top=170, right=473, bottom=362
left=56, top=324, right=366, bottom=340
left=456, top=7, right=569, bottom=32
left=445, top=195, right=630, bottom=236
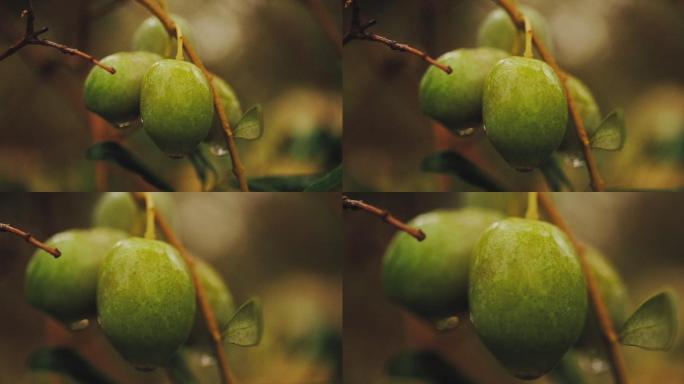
left=538, top=192, right=628, bottom=384
left=130, top=193, right=236, bottom=384
left=0, top=0, right=115, bottom=74
left=132, top=0, right=249, bottom=191
left=493, top=0, right=604, bottom=191
left=0, top=223, right=61, bottom=257
left=342, top=195, right=426, bottom=241
left=301, top=0, right=342, bottom=57
left=343, top=0, right=452, bottom=74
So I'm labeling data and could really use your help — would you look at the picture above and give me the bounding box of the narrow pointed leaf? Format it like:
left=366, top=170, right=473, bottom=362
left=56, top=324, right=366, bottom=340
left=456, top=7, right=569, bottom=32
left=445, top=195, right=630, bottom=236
left=28, top=347, right=116, bottom=384
left=421, top=151, right=504, bottom=191
left=188, top=149, right=217, bottom=191
left=237, top=175, right=320, bottom=191
left=539, top=156, right=574, bottom=191
left=619, top=290, right=678, bottom=350
left=222, top=298, right=263, bottom=346
left=165, top=352, right=198, bottom=384
left=234, top=105, right=263, bottom=140
left=304, top=164, right=342, bottom=191
left=86, top=142, right=174, bottom=191
left=591, top=108, right=625, bottom=151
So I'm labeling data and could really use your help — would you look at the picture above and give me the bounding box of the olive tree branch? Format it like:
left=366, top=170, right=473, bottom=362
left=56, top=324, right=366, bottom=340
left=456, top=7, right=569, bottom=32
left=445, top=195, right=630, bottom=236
left=301, top=0, right=342, bottom=57
left=132, top=0, right=249, bottom=192
left=342, top=195, right=426, bottom=241
left=0, top=223, right=61, bottom=257
left=538, top=192, right=628, bottom=384
left=493, top=0, right=605, bottom=191
left=343, top=0, right=452, bottom=74
left=0, top=0, right=115, bottom=74
left=130, top=193, right=237, bottom=384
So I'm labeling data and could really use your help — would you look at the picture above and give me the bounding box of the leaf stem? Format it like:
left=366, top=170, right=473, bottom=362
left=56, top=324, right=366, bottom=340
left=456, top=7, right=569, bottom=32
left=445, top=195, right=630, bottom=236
left=175, top=22, right=183, bottom=61
left=342, top=195, right=426, bottom=241
left=0, top=223, right=61, bottom=257
left=523, top=16, right=533, bottom=58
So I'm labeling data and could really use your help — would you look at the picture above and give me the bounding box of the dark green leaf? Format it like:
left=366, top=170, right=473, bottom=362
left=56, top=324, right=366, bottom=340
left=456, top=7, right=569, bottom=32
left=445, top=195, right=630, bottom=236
left=619, top=290, right=678, bottom=350
left=234, top=105, right=263, bottom=140
left=239, top=175, right=318, bottom=191
left=539, top=156, right=574, bottom=191
left=222, top=298, right=263, bottom=346
left=386, top=349, right=473, bottom=384
left=86, top=142, right=174, bottom=191
left=421, top=151, right=504, bottom=191
left=304, top=165, right=342, bottom=191
left=165, top=352, right=198, bottom=384
left=188, top=149, right=218, bottom=191
left=591, top=108, right=625, bottom=151
left=28, top=347, right=116, bottom=384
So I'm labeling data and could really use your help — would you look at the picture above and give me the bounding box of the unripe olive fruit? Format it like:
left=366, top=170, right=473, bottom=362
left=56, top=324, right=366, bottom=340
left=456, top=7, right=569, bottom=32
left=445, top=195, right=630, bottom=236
left=92, top=192, right=176, bottom=236
left=203, top=76, right=243, bottom=156
left=477, top=5, right=554, bottom=56
left=382, top=208, right=503, bottom=324
left=141, top=59, right=214, bottom=157
left=25, top=228, right=128, bottom=325
left=132, top=15, right=194, bottom=58
left=83, top=51, right=162, bottom=126
left=483, top=56, right=568, bottom=170
left=576, top=247, right=629, bottom=349
left=469, top=218, right=587, bottom=379
left=419, top=48, right=509, bottom=133
left=97, top=237, right=196, bottom=368
left=559, top=75, right=602, bottom=152
left=185, top=258, right=235, bottom=347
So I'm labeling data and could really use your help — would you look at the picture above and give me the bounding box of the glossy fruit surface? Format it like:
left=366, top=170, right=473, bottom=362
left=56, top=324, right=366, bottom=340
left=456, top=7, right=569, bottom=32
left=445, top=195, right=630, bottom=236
left=186, top=258, right=235, bottom=346
left=203, top=76, right=243, bottom=153
left=483, top=56, right=568, bottom=170
left=25, top=228, right=128, bottom=325
left=419, top=48, right=509, bottom=133
left=559, top=75, right=602, bottom=152
left=84, top=52, right=162, bottom=125
left=92, top=192, right=176, bottom=236
left=132, top=14, right=194, bottom=58
left=469, top=218, right=587, bottom=379
left=97, top=237, right=195, bottom=368
left=141, top=59, right=214, bottom=157
left=477, top=5, right=554, bottom=55
left=382, top=208, right=503, bottom=322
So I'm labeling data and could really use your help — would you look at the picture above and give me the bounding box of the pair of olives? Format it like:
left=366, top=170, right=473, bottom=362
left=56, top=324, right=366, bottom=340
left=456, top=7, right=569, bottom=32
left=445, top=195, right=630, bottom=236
left=419, top=5, right=602, bottom=170
left=24, top=193, right=235, bottom=368
left=382, top=207, right=629, bottom=379
left=83, top=15, right=243, bottom=158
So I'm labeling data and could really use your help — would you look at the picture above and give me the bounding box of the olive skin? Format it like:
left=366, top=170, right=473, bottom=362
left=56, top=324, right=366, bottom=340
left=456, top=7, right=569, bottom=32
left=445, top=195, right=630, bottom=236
left=92, top=192, right=176, bottom=236
left=132, top=15, right=194, bottom=58
left=477, top=5, right=554, bottom=56
left=382, top=208, right=503, bottom=323
left=185, top=258, right=235, bottom=347
left=141, top=59, right=214, bottom=157
left=84, top=52, right=162, bottom=125
left=483, top=56, right=568, bottom=170
left=419, top=48, right=509, bottom=133
left=25, top=228, right=128, bottom=325
left=469, top=218, right=587, bottom=379
left=559, top=75, right=602, bottom=152
left=97, top=238, right=196, bottom=368
left=203, top=76, right=243, bottom=152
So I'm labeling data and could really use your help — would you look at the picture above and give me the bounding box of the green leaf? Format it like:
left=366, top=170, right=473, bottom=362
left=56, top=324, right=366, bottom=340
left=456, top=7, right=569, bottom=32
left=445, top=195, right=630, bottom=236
left=619, top=290, right=678, bottom=350
left=539, top=156, right=575, bottom=192
left=28, top=347, right=116, bottom=384
left=86, top=142, right=174, bottom=191
left=234, top=104, right=264, bottom=140
left=238, top=175, right=317, bottom=191
left=386, top=349, right=473, bottom=384
left=421, top=151, right=504, bottom=191
left=165, top=352, right=198, bottom=384
left=591, top=108, right=625, bottom=151
left=222, top=298, right=263, bottom=347
left=304, top=165, right=342, bottom=191
left=188, top=149, right=218, bottom=191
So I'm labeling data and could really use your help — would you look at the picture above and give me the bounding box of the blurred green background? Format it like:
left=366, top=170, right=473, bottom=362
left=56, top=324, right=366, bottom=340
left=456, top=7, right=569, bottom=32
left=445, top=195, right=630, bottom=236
left=343, top=0, right=684, bottom=191
left=0, top=193, right=341, bottom=383
left=343, top=192, right=684, bottom=383
left=0, top=0, right=341, bottom=191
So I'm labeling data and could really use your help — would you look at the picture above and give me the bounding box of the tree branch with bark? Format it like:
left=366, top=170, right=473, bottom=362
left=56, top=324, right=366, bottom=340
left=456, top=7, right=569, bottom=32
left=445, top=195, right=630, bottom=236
left=0, top=223, right=61, bottom=257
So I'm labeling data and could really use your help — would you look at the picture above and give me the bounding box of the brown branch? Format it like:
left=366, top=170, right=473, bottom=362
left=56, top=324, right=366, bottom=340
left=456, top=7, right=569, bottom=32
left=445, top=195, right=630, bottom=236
left=301, top=0, right=342, bottom=57
left=0, top=223, right=61, bottom=257
left=538, top=192, right=628, bottom=384
left=493, top=0, right=604, bottom=191
left=132, top=0, right=249, bottom=191
left=130, top=193, right=236, bottom=384
left=343, top=0, right=452, bottom=74
left=342, top=195, right=426, bottom=241
left=0, top=0, right=115, bottom=74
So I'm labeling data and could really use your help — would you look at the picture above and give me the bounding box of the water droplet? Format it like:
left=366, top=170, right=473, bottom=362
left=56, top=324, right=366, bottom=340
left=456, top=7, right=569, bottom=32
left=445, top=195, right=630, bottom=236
left=68, top=318, right=90, bottom=331
left=571, top=157, right=586, bottom=168
left=200, top=353, right=216, bottom=367
left=589, top=357, right=608, bottom=374
left=455, top=127, right=476, bottom=137
left=434, top=316, right=460, bottom=331
left=114, top=121, right=132, bottom=129
left=210, top=143, right=229, bottom=157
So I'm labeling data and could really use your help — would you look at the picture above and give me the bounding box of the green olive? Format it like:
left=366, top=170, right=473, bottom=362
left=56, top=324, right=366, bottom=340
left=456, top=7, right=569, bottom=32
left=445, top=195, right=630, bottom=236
left=132, top=14, right=194, bottom=58
left=559, top=75, right=602, bottom=152
left=477, top=5, right=554, bottom=56
left=92, top=192, right=176, bottom=236
left=203, top=76, right=243, bottom=156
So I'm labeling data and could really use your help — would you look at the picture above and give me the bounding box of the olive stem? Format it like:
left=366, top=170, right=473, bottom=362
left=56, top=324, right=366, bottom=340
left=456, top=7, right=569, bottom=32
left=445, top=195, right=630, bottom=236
left=342, top=195, right=426, bottom=241
left=525, top=192, right=538, bottom=220
left=0, top=223, right=61, bottom=258
left=523, top=16, right=533, bottom=59
left=129, top=193, right=237, bottom=384
left=143, top=192, right=156, bottom=240
left=133, top=0, right=250, bottom=191
left=538, top=192, right=629, bottom=384
left=175, top=22, right=183, bottom=61
left=493, top=0, right=605, bottom=191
